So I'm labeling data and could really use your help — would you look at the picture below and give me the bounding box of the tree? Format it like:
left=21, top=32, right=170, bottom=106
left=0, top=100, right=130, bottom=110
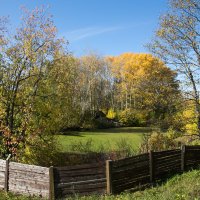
left=108, top=53, right=181, bottom=127
left=148, top=0, right=200, bottom=135
left=0, top=6, right=67, bottom=158
left=77, top=54, right=113, bottom=124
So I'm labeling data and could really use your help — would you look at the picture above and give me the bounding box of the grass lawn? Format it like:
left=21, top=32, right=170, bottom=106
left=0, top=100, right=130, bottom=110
left=57, top=127, right=153, bottom=153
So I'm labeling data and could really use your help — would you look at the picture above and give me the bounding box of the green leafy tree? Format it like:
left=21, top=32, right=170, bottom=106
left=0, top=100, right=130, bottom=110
left=0, top=7, right=67, bottom=159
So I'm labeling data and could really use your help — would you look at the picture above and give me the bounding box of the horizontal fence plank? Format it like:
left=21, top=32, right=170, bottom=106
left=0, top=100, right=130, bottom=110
left=55, top=163, right=105, bottom=171
left=113, top=176, right=150, bottom=193
left=185, top=146, right=200, bottom=150
left=112, top=153, right=149, bottom=168
left=56, top=178, right=106, bottom=188
left=154, top=152, right=181, bottom=160
left=153, top=149, right=180, bottom=157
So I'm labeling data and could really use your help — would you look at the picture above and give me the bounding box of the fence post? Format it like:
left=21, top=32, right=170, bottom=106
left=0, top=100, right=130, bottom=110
left=149, top=151, right=154, bottom=183
left=181, top=145, right=186, bottom=172
left=106, top=160, right=113, bottom=195
left=4, top=154, right=11, bottom=192
left=49, top=166, right=55, bottom=200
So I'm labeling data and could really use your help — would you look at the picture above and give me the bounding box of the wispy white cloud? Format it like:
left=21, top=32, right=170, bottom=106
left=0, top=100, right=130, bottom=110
left=63, top=26, right=124, bottom=42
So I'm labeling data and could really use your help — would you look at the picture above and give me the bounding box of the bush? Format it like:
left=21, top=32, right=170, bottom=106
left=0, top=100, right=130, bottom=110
left=106, top=108, right=117, bottom=119
left=140, top=128, right=181, bottom=153
left=20, top=134, right=63, bottom=167
left=118, top=109, right=141, bottom=126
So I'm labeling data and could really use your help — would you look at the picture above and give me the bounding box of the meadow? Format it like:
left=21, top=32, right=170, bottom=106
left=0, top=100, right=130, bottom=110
left=57, top=127, right=153, bottom=153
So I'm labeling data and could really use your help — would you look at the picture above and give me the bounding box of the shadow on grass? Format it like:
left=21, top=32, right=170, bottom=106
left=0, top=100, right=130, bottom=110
left=90, top=127, right=153, bottom=134
left=59, top=127, right=153, bottom=137
left=61, top=131, right=84, bottom=137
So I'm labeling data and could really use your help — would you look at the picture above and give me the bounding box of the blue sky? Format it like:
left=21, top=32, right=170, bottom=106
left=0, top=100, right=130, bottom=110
left=0, top=0, right=168, bottom=56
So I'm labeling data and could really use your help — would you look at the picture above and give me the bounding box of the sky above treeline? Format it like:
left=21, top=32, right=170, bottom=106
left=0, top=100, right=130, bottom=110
left=0, top=0, right=168, bottom=56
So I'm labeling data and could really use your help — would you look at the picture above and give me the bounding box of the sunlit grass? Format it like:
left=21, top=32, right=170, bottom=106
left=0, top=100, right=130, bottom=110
left=57, top=127, right=152, bottom=152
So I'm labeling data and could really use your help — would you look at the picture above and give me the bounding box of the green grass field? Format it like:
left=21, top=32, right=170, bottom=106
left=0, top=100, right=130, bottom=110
left=57, top=127, right=152, bottom=153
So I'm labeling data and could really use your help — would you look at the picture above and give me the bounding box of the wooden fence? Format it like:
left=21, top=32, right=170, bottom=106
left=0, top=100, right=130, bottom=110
left=106, top=146, right=200, bottom=194
left=0, top=158, right=51, bottom=198
left=54, top=162, right=106, bottom=199
left=0, top=145, right=200, bottom=199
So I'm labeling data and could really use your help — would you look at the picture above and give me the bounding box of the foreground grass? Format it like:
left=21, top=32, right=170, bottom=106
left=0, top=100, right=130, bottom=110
left=57, top=127, right=152, bottom=152
left=0, top=191, right=43, bottom=200
left=67, top=169, right=200, bottom=200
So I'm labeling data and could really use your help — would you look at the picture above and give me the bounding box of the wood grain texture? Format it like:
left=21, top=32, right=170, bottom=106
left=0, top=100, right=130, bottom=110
left=0, top=159, right=6, bottom=190
left=9, top=162, right=49, bottom=198
left=54, top=162, right=106, bottom=198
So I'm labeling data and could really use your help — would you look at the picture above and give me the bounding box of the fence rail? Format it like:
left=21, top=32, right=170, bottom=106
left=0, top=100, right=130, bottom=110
left=1, top=145, right=200, bottom=199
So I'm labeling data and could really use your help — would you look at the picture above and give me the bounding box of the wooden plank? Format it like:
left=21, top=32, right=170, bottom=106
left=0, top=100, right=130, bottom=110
left=106, top=160, right=113, bottom=195
left=49, top=166, right=55, bottom=200
left=55, top=163, right=105, bottom=171
left=54, top=174, right=105, bottom=183
left=155, top=165, right=181, bottom=175
left=112, top=161, right=149, bottom=173
left=154, top=152, right=181, bottom=161
left=112, top=153, right=149, bottom=168
left=57, top=180, right=106, bottom=190
left=185, top=145, right=200, bottom=150
left=153, top=149, right=180, bottom=157
left=112, top=166, right=149, bottom=180
left=149, top=151, right=154, bottom=183
left=113, top=176, right=150, bottom=192
left=154, top=156, right=181, bottom=165
left=155, top=159, right=181, bottom=168
left=4, top=155, right=11, bottom=191
left=112, top=172, right=149, bottom=186
left=181, top=145, right=186, bottom=172
left=55, top=169, right=105, bottom=177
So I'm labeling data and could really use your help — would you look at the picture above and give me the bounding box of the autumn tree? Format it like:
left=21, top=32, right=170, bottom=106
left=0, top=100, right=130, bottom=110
left=148, top=0, right=200, bottom=135
left=0, top=7, right=67, bottom=159
left=109, top=53, right=181, bottom=127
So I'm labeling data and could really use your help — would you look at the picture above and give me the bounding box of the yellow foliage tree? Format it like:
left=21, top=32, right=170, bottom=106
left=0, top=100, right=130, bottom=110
left=108, top=53, right=181, bottom=127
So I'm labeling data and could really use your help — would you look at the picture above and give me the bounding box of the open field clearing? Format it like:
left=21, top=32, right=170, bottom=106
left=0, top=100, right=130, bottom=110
left=57, top=127, right=153, bottom=152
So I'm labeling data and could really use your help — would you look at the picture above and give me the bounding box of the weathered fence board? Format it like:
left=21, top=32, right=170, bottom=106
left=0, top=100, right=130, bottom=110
left=0, top=159, right=6, bottom=189
left=54, top=162, right=106, bottom=198
left=110, top=153, right=149, bottom=194
left=185, top=146, right=200, bottom=170
left=9, top=162, right=49, bottom=198
left=153, top=149, right=181, bottom=179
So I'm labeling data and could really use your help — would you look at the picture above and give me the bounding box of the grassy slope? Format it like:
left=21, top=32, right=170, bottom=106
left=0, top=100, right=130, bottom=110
left=57, top=127, right=152, bottom=152
left=0, top=191, right=43, bottom=200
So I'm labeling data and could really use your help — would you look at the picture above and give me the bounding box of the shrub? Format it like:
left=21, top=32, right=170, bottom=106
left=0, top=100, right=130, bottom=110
left=118, top=109, right=140, bottom=126
left=20, top=134, right=63, bottom=167
left=140, top=128, right=181, bottom=153
left=106, top=108, right=117, bottom=119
